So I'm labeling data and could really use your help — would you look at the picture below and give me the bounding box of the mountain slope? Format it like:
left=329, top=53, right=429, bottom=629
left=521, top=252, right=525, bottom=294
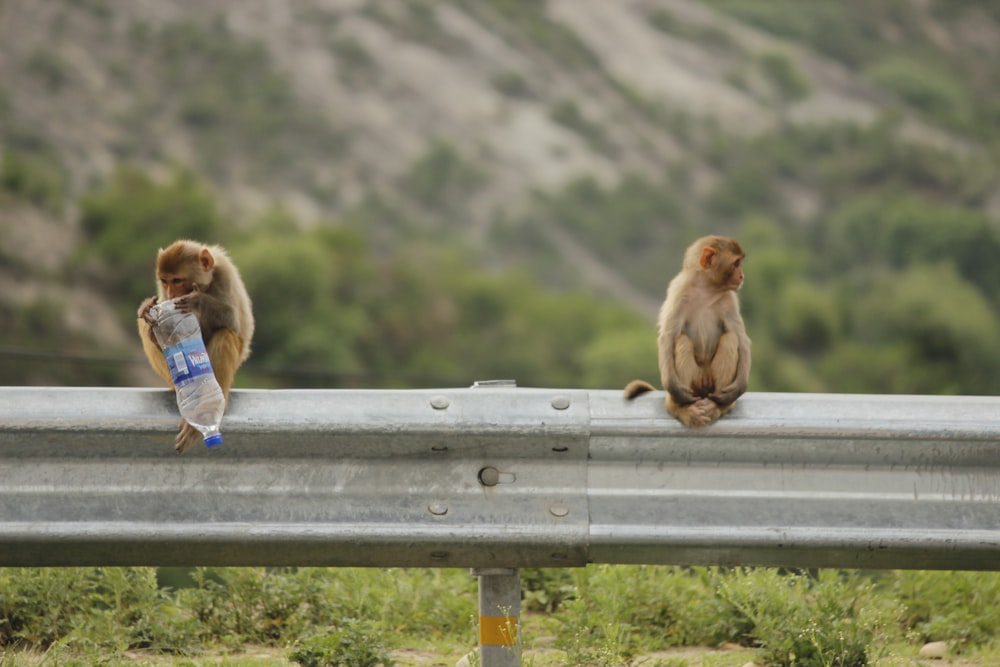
left=2, top=0, right=1000, bottom=389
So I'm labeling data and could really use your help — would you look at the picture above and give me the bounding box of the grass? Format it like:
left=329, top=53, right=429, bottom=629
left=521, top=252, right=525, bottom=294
left=2, top=567, right=1000, bottom=666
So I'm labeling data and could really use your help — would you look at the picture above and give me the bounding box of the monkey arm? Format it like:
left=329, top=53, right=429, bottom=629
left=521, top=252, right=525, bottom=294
left=667, top=376, right=699, bottom=406
left=178, top=290, right=239, bottom=333
left=136, top=317, right=173, bottom=387
left=659, top=329, right=699, bottom=406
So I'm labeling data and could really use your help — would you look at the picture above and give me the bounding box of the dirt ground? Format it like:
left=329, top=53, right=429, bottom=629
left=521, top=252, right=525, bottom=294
left=12, top=641, right=994, bottom=666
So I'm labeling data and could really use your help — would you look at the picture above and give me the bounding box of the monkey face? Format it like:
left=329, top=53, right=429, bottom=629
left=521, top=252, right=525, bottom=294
left=159, top=273, right=197, bottom=300
left=727, top=257, right=744, bottom=290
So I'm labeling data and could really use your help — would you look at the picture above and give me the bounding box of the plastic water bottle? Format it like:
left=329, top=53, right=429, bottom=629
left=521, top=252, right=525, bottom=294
left=147, top=299, right=225, bottom=448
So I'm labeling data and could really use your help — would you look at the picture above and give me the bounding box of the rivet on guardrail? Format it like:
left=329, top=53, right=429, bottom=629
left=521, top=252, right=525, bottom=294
left=549, top=503, right=569, bottom=518
left=550, top=395, right=570, bottom=410
left=430, top=551, right=449, bottom=562
left=428, top=501, right=449, bottom=516
left=550, top=553, right=568, bottom=561
left=430, top=395, right=450, bottom=410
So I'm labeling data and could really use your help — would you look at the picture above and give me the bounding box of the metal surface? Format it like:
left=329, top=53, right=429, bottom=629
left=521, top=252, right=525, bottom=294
left=0, top=386, right=589, bottom=567
left=590, top=391, right=1000, bottom=570
left=474, top=568, right=521, bottom=667
left=1, top=387, right=999, bottom=569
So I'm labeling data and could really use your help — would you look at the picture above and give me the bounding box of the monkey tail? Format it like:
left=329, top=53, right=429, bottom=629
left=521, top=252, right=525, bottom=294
left=623, top=379, right=657, bottom=400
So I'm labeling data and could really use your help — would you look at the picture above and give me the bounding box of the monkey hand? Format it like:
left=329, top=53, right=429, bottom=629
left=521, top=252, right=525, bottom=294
left=710, top=380, right=747, bottom=407
left=666, top=378, right=698, bottom=406
left=682, top=398, right=722, bottom=427
left=137, top=297, right=159, bottom=324
left=173, top=285, right=202, bottom=313
left=174, top=419, right=201, bottom=454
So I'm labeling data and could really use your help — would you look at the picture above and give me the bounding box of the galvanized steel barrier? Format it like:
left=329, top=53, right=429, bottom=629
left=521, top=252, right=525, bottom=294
left=2, top=386, right=1000, bottom=664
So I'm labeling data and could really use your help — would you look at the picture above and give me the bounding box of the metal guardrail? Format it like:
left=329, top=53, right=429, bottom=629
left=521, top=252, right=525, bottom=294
left=1, top=386, right=998, bottom=571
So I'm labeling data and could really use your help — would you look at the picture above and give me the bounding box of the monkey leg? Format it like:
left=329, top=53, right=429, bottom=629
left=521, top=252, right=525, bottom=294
left=174, top=420, right=202, bottom=454
left=709, top=332, right=743, bottom=417
left=137, top=318, right=172, bottom=386
left=673, top=334, right=699, bottom=387
left=205, top=329, right=245, bottom=401
left=664, top=333, right=718, bottom=426
left=709, top=332, right=739, bottom=387
left=674, top=334, right=714, bottom=396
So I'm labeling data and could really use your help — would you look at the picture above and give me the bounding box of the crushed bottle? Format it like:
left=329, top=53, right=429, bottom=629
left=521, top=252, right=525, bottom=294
left=147, top=298, right=225, bottom=448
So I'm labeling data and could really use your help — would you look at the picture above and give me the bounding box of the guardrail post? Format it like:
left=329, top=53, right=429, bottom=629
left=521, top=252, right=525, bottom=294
left=473, top=567, right=521, bottom=667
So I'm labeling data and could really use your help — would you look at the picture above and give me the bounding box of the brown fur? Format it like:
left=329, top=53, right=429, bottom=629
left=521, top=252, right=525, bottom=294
left=137, top=240, right=254, bottom=452
left=624, top=235, right=750, bottom=427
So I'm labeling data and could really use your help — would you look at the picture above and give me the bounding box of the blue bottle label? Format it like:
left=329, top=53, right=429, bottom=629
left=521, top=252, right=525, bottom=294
left=163, top=338, right=214, bottom=386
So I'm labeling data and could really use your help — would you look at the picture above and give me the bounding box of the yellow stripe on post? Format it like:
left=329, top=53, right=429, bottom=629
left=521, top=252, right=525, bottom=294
left=479, top=615, right=518, bottom=646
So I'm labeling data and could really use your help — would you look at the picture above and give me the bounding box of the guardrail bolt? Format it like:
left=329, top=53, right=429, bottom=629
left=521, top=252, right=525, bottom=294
left=550, top=395, right=570, bottom=410
left=430, top=395, right=450, bottom=410
left=479, top=466, right=500, bottom=487
left=549, top=503, right=569, bottom=518
left=428, top=501, right=449, bottom=516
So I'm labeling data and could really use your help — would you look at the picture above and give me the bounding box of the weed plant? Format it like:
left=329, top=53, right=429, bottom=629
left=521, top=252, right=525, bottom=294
left=719, top=569, right=896, bottom=667
left=2, top=566, right=1000, bottom=665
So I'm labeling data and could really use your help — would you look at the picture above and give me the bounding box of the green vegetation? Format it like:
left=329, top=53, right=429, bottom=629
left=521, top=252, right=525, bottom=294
left=492, top=113, right=1000, bottom=396
left=232, top=229, right=652, bottom=388
left=721, top=570, right=889, bottom=667
left=6, top=2, right=1000, bottom=398
left=520, top=173, right=691, bottom=295
left=25, top=48, right=69, bottom=90
left=2, top=566, right=999, bottom=666
left=645, top=7, right=742, bottom=53
left=0, top=299, right=127, bottom=387
left=78, top=166, right=225, bottom=321
left=462, top=0, right=601, bottom=70
left=363, top=0, right=465, bottom=53
left=116, top=17, right=347, bottom=185
left=549, top=100, right=616, bottom=157
left=66, top=166, right=653, bottom=389
left=328, top=35, right=377, bottom=87
left=702, top=0, right=1000, bottom=139
left=491, top=69, right=534, bottom=99
left=757, top=50, right=811, bottom=103
left=864, top=55, right=969, bottom=122
left=398, top=139, right=488, bottom=213
left=0, top=149, right=65, bottom=213
left=3, top=4, right=1000, bottom=667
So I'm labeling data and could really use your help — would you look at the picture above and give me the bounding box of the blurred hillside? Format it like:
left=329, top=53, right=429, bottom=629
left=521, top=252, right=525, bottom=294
left=2, top=0, right=1000, bottom=393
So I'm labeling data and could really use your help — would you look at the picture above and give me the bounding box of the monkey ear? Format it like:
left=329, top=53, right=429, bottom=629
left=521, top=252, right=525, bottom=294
left=699, top=246, right=717, bottom=268
left=198, top=248, right=215, bottom=273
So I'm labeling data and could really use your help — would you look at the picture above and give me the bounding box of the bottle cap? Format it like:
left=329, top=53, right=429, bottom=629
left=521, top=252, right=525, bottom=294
left=204, top=434, right=223, bottom=448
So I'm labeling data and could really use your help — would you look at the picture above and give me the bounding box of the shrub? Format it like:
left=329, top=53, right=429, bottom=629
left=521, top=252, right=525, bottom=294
left=865, top=56, right=968, bottom=120
left=721, top=569, right=897, bottom=667
left=289, top=623, right=395, bottom=667
left=890, top=570, right=1000, bottom=649
left=758, top=50, right=811, bottom=102
left=0, top=149, right=65, bottom=212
